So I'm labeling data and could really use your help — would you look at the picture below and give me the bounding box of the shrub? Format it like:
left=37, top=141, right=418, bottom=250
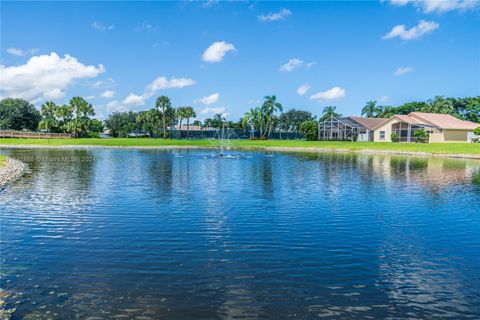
left=353, top=133, right=359, bottom=142
left=391, top=132, right=400, bottom=142
left=300, top=120, right=318, bottom=141
left=412, top=129, right=429, bottom=143
left=474, top=126, right=480, bottom=136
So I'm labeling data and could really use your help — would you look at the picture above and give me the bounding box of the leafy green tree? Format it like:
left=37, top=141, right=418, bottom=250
left=88, top=119, right=104, bottom=137
left=300, top=120, right=318, bottom=141
left=361, top=101, right=379, bottom=118
left=278, top=109, right=314, bottom=132
left=105, top=111, right=138, bottom=137
left=0, top=98, right=41, bottom=131
left=38, top=101, right=60, bottom=132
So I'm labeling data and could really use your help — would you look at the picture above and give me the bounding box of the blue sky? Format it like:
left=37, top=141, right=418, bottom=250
left=1, top=0, right=479, bottom=120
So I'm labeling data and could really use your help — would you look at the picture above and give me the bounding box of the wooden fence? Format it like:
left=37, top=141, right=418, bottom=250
left=0, top=130, right=73, bottom=139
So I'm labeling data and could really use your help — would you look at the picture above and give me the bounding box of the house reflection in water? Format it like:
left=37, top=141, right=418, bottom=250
left=362, top=154, right=479, bottom=191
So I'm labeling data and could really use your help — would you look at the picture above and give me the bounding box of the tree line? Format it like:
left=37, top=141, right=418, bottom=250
left=0, top=95, right=478, bottom=139
left=0, top=97, right=103, bottom=137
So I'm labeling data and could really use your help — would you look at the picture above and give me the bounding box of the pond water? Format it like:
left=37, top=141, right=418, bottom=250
left=1, top=148, right=480, bottom=319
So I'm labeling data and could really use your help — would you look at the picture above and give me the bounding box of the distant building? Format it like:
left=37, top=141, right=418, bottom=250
left=318, top=112, right=479, bottom=143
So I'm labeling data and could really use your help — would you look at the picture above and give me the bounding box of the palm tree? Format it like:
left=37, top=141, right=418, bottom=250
left=261, top=95, right=283, bottom=138
left=156, top=96, right=171, bottom=139
left=242, top=107, right=262, bottom=137
left=183, top=107, right=196, bottom=138
left=38, top=101, right=59, bottom=132
left=319, top=105, right=341, bottom=122
left=361, top=100, right=379, bottom=118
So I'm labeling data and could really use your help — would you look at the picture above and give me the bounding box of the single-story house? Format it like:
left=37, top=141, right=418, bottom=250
left=318, top=112, right=479, bottom=143
left=371, top=112, right=479, bottom=143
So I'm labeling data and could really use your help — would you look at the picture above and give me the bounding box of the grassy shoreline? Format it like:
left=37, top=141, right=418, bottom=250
left=1, top=138, right=480, bottom=158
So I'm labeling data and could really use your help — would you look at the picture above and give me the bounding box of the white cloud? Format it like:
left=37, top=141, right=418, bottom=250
left=258, top=8, right=292, bottom=22
left=383, top=20, right=439, bottom=40
left=310, top=86, right=346, bottom=101
left=92, top=77, right=116, bottom=88
left=195, top=92, right=219, bottom=105
left=279, top=58, right=315, bottom=72
left=122, top=93, right=146, bottom=107
left=0, top=52, right=105, bottom=101
left=113, top=76, right=196, bottom=110
left=91, top=21, right=114, bottom=32
left=100, top=90, right=115, bottom=98
left=296, top=84, right=311, bottom=96
left=6, top=48, right=39, bottom=57
left=146, top=76, right=196, bottom=92
left=388, top=0, right=479, bottom=13
left=106, top=100, right=128, bottom=113
left=200, top=106, right=226, bottom=115
left=202, top=41, right=236, bottom=62
left=389, top=0, right=412, bottom=5
left=395, top=66, right=413, bottom=76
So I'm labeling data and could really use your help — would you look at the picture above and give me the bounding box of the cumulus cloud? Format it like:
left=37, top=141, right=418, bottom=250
left=6, top=47, right=38, bottom=57
left=388, top=0, right=479, bottom=13
left=200, top=106, right=226, bottom=115
left=0, top=52, right=105, bottom=101
left=279, top=58, right=315, bottom=72
left=296, top=84, right=311, bottom=96
left=146, top=76, right=196, bottom=92
left=195, top=92, right=220, bottom=105
left=202, top=41, right=236, bottom=62
left=122, top=93, right=146, bottom=106
left=258, top=8, right=292, bottom=22
left=310, top=86, right=346, bottom=101
left=100, top=90, right=115, bottom=98
left=91, top=21, right=115, bottom=32
left=394, top=66, right=413, bottom=76
left=111, top=76, right=196, bottom=109
left=383, top=20, right=439, bottom=40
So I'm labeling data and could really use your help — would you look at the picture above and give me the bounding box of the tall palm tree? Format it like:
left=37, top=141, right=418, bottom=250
left=156, top=96, right=171, bottom=139
left=183, top=107, right=196, bottom=138
left=361, top=101, right=379, bottom=118
left=38, top=101, right=59, bottom=132
left=261, top=95, right=283, bottom=138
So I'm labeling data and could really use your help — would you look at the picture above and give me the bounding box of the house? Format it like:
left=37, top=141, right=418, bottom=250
left=371, top=112, right=479, bottom=143
left=318, top=113, right=479, bottom=143
left=318, top=116, right=387, bottom=141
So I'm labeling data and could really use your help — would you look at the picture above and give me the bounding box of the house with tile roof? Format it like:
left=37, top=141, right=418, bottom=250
left=317, top=113, right=479, bottom=143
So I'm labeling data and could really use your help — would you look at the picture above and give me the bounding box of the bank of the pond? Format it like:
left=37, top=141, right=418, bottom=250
left=0, top=156, right=26, bottom=189
left=1, top=138, right=480, bottom=160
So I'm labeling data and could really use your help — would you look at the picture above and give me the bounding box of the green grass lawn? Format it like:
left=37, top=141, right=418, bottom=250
left=1, top=138, right=480, bottom=155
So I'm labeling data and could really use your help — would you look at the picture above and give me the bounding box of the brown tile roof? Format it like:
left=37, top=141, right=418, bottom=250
left=409, top=112, right=479, bottom=130
left=348, top=116, right=389, bottom=130
left=393, top=115, right=428, bottom=125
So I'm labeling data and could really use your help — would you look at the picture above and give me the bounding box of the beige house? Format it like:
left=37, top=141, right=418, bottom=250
left=317, top=112, right=478, bottom=143
left=371, top=112, right=478, bottom=143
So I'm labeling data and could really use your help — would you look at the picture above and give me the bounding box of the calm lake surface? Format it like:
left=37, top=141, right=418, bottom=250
left=1, top=148, right=480, bottom=319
